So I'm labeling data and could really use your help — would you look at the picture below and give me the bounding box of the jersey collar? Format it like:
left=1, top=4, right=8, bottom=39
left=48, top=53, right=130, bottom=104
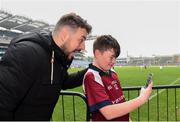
left=89, top=63, right=112, bottom=76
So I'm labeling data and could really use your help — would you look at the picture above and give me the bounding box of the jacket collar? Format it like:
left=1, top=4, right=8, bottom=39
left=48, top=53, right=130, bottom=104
left=50, top=34, right=72, bottom=69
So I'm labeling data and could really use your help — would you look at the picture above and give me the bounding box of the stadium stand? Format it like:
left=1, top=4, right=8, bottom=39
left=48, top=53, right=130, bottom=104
left=0, top=10, right=51, bottom=34
left=0, top=10, right=97, bottom=62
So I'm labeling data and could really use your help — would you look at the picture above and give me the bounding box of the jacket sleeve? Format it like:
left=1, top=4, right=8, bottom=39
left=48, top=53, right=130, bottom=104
left=0, top=42, right=41, bottom=120
left=62, top=68, right=87, bottom=90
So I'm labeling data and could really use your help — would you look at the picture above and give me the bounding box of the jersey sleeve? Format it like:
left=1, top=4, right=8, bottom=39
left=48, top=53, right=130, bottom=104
left=84, top=72, right=112, bottom=113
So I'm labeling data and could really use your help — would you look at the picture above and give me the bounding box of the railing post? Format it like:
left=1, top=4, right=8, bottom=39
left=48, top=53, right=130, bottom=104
left=175, top=88, right=177, bottom=121
left=167, top=89, right=169, bottom=121
left=157, top=89, right=159, bottom=121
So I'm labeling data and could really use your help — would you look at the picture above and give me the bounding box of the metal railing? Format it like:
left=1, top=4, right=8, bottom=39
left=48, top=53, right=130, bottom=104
left=123, top=84, right=180, bottom=121
left=58, top=85, right=180, bottom=121
left=57, top=91, right=90, bottom=121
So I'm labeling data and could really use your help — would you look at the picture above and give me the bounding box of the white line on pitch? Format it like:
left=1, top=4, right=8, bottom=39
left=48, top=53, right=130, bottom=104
left=149, top=77, right=180, bottom=100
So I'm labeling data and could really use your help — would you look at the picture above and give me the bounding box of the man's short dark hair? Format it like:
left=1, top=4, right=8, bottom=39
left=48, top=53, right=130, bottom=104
left=54, top=13, right=92, bottom=34
left=93, top=35, right=120, bottom=58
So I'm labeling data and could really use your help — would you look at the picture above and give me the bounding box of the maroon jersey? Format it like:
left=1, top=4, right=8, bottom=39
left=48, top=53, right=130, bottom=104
left=83, top=64, right=129, bottom=121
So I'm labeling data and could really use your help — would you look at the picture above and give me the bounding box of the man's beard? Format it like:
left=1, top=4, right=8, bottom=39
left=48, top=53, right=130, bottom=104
left=61, top=44, right=75, bottom=60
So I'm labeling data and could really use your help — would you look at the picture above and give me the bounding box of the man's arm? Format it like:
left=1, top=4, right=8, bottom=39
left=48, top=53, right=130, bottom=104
left=62, top=68, right=87, bottom=89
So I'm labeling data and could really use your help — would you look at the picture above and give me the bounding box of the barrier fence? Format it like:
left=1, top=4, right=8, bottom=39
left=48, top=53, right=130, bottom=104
left=56, top=84, right=180, bottom=121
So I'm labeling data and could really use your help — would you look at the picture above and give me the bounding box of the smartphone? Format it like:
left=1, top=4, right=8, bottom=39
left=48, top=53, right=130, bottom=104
left=145, top=73, right=153, bottom=88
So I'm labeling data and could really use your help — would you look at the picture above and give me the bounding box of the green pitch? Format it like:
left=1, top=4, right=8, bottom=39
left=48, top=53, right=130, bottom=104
left=52, top=66, right=180, bottom=121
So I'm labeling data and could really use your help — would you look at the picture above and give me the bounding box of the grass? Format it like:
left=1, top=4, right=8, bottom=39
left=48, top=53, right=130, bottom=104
left=52, top=66, right=180, bottom=121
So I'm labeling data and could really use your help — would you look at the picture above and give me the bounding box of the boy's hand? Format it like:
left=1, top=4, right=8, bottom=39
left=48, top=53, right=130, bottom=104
left=139, top=81, right=153, bottom=103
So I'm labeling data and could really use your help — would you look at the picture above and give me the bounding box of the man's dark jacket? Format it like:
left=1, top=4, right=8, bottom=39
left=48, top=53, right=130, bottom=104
left=0, top=32, right=86, bottom=120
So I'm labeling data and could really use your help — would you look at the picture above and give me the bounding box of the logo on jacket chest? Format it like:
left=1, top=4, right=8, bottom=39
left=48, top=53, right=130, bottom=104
left=107, top=80, right=119, bottom=90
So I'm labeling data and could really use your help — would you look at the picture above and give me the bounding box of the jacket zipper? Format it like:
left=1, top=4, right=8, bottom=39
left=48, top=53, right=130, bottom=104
left=50, top=50, right=54, bottom=85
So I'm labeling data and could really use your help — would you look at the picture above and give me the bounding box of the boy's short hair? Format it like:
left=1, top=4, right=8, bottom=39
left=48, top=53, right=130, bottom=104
left=93, top=35, right=120, bottom=58
left=54, top=13, right=92, bottom=34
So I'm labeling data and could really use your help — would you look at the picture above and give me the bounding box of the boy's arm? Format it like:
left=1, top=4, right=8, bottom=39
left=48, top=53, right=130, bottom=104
left=99, top=81, right=153, bottom=120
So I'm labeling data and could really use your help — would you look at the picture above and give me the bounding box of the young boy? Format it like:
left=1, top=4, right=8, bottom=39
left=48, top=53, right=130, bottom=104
left=83, top=35, right=153, bottom=121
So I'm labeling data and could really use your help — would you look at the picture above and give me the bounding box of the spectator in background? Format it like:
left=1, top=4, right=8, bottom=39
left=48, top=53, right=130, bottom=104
left=83, top=35, right=153, bottom=121
left=0, top=13, right=92, bottom=120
